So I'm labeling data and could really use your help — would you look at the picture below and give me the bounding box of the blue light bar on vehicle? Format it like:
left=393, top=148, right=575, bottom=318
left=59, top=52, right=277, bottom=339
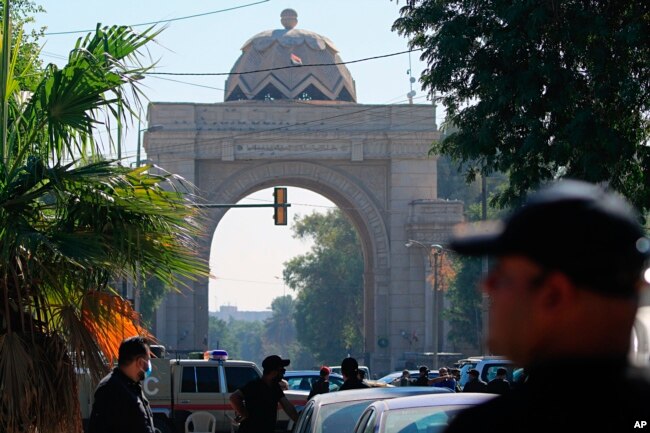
left=205, top=349, right=228, bottom=361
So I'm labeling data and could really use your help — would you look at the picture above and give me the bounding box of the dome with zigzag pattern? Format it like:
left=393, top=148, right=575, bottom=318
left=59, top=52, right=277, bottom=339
left=224, top=9, right=357, bottom=103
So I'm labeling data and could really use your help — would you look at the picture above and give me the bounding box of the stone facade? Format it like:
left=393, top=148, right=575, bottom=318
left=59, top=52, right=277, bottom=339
left=144, top=100, right=464, bottom=374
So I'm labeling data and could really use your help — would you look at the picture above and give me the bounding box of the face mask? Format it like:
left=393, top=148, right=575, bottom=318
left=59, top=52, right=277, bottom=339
left=145, top=359, right=153, bottom=378
left=138, top=358, right=152, bottom=381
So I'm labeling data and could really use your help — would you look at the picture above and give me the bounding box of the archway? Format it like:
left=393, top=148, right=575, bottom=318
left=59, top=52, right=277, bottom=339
left=145, top=99, right=462, bottom=374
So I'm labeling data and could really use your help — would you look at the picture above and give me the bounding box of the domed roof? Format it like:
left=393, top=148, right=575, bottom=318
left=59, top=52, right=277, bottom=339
left=224, top=9, right=357, bottom=102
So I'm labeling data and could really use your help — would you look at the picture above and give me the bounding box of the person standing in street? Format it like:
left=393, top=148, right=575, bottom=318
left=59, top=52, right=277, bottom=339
left=339, top=357, right=369, bottom=390
left=486, top=367, right=511, bottom=395
left=399, top=369, right=412, bottom=386
left=432, top=367, right=458, bottom=392
left=230, top=355, right=298, bottom=433
left=444, top=180, right=650, bottom=433
left=308, top=366, right=331, bottom=399
left=88, top=336, right=155, bottom=433
left=462, top=369, right=487, bottom=392
left=414, top=365, right=431, bottom=386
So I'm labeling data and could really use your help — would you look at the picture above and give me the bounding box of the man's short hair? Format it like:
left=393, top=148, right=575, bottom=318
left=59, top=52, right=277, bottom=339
left=450, top=180, right=650, bottom=297
left=496, top=367, right=508, bottom=376
left=118, top=336, right=150, bottom=366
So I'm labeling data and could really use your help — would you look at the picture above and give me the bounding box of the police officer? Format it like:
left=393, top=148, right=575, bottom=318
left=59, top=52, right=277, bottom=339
left=444, top=180, right=650, bottom=433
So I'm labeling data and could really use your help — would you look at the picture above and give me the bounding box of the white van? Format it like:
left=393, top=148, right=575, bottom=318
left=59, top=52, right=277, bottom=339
left=458, top=356, right=516, bottom=389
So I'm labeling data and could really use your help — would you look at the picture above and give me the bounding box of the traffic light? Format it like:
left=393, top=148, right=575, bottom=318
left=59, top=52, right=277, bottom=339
left=273, top=187, right=288, bottom=225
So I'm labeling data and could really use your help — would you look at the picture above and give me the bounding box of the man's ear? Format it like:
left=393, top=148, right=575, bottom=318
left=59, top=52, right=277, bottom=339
left=537, top=271, right=578, bottom=313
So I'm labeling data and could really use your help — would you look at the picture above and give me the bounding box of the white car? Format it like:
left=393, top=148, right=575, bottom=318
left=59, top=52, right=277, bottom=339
left=291, top=386, right=451, bottom=433
left=352, top=392, right=497, bottom=433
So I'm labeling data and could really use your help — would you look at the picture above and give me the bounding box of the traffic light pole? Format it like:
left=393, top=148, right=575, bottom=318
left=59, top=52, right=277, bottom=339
left=191, top=204, right=290, bottom=209
left=191, top=187, right=290, bottom=225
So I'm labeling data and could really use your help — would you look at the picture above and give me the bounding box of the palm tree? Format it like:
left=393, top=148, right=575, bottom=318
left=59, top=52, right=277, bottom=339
left=0, top=6, right=208, bottom=433
left=264, top=295, right=296, bottom=349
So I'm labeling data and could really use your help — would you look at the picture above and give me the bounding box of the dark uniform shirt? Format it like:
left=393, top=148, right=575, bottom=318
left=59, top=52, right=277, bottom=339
left=339, top=377, right=370, bottom=391
left=238, top=378, right=285, bottom=433
left=88, top=367, right=155, bottom=433
left=444, top=357, right=650, bottom=433
left=486, top=377, right=511, bottom=395
left=462, top=378, right=488, bottom=392
left=308, top=378, right=330, bottom=399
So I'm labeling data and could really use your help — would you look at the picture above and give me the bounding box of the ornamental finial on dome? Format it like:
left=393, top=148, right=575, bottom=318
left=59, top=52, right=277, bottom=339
left=280, top=9, right=298, bottom=30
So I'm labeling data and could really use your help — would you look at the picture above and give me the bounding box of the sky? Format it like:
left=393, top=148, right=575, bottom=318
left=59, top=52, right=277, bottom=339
left=27, top=0, right=434, bottom=311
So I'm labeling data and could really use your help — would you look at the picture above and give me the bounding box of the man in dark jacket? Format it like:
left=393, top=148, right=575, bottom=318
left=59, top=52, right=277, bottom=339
left=308, top=366, right=331, bottom=399
left=230, top=355, right=298, bottom=433
left=486, top=368, right=511, bottom=395
left=462, top=369, right=487, bottom=392
left=338, top=357, right=369, bottom=390
left=444, top=180, right=650, bottom=433
left=88, top=336, right=155, bottom=433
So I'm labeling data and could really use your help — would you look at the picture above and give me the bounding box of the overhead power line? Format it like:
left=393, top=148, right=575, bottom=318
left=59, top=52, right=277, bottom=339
left=145, top=49, right=423, bottom=76
left=44, top=0, right=270, bottom=35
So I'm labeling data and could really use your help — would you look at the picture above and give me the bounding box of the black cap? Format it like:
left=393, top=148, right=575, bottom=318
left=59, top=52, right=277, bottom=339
left=450, top=180, right=650, bottom=297
left=262, top=355, right=290, bottom=370
left=419, top=365, right=429, bottom=373
left=341, top=357, right=359, bottom=375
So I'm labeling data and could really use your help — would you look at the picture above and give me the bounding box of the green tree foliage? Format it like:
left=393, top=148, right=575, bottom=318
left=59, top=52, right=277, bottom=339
left=207, top=316, right=240, bottom=355
left=0, top=17, right=207, bottom=433
left=393, top=0, right=650, bottom=211
left=1, top=0, right=44, bottom=90
left=443, top=257, right=483, bottom=351
left=139, top=276, right=167, bottom=327
left=284, top=209, right=364, bottom=364
left=264, top=295, right=296, bottom=349
left=438, top=156, right=509, bottom=352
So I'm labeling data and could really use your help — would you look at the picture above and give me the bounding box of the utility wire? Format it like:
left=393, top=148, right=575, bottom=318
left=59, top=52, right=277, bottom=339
left=44, top=0, right=270, bottom=35
left=146, top=49, right=423, bottom=76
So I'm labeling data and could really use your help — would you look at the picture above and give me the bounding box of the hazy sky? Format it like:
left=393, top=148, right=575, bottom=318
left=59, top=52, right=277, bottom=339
left=29, top=0, right=435, bottom=311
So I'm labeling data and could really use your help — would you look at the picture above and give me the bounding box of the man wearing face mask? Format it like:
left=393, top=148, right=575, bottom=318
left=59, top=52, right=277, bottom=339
left=88, top=336, right=155, bottom=433
left=230, top=354, right=299, bottom=433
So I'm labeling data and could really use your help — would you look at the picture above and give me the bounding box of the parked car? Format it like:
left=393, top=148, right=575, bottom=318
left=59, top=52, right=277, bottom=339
left=284, top=370, right=345, bottom=392
left=376, top=370, right=440, bottom=386
left=352, top=392, right=498, bottom=433
left=291, top=386, right=452, bottom=433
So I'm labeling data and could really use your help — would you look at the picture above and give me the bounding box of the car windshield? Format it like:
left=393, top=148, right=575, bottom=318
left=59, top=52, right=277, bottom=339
left=316, top=400, right=375, bottom=433
left=380, top=405, right=470, bottom=433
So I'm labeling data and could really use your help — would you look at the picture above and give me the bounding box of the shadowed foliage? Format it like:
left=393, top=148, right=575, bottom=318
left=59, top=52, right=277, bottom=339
left=393, top=0, right=650, bottom=212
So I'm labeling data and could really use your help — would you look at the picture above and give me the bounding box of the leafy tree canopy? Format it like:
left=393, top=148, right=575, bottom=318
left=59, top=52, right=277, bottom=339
left=1, top=0, right=45, bottom=90
left=393, top=0, right=650, bottom=211
left=283, top=209, right=364, bottom=364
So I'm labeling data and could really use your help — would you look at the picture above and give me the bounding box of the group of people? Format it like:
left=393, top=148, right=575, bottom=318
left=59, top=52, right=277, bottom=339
left=232, top=354, right=368, bottom=433
left=462, top=367, right=510, bottom=394
left=87, top=180, right=650, bottom=433
left=398, top=365, right=510, bottom=394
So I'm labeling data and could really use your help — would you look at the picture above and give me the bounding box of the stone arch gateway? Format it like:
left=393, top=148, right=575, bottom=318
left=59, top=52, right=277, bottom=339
left=144, top=8, right=464, bottom=373
left=144, top=101, right=463, bottom=373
